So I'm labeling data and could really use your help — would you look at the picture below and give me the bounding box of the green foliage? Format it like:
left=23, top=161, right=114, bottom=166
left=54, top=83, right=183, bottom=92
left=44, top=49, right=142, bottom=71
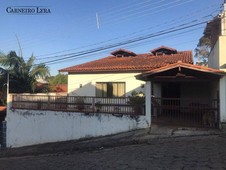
left=75, top=97, right=85, bottom=111
left=195, top=36, right=211, bottom=64
left=128, top=91, right=145, bottom=104
left=0, top=51, right=50, bottom=93
left=48, top=74, right=67, bottom=85
left=127, top=91, right=145, bottom=114
left=95, top=101, right=102, bottom=112
left=47, top=74, right=67, bottom=92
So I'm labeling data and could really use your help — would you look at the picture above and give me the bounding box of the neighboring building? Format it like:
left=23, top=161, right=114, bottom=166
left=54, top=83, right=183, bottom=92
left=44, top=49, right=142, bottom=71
left=54, top=84, right=68, bottom=93
left=203, top=3, right=226, bottom=126
left=36, top=78, right=49, bottom=92
left=59, top=46, right=193, bottom=97
left=205, top=3, right=226, bottom=71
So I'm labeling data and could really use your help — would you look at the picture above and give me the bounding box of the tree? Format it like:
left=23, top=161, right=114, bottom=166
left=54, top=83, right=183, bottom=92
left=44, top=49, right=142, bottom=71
left=48, top=74, right=67, bottom=85
left=47, top=74, right=68, bottom=92
left=0, top=51, right=50, bottom=93
left=195, top=36, right=211, bottom=64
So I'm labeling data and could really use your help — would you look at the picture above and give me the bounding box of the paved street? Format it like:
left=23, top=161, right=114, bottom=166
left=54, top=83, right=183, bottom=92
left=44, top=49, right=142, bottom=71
left=0, top=135, right=226, bottom=170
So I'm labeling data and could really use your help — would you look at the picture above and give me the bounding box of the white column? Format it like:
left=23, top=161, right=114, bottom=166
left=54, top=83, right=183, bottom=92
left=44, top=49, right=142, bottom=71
left=220, top=76, right=226, bottom=124
left=145, top=81, right=152, bottom=127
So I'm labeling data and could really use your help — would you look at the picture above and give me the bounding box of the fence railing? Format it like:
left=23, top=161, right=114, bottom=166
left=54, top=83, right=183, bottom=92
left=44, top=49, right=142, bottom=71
left=11, top=95, right=145, bottom=115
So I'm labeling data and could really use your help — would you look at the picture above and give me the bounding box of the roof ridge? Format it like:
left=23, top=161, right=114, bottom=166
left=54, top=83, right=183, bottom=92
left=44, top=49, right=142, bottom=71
left=59, top=48, right=193, bottom=73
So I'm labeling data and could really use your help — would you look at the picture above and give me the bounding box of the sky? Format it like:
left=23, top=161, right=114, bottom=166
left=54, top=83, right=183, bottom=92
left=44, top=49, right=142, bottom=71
left=0, top=0, right=224, bottom=75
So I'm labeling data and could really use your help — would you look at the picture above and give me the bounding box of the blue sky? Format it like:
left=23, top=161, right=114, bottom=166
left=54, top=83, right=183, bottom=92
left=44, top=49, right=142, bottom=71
left=0, top=0, right=224, bottom=75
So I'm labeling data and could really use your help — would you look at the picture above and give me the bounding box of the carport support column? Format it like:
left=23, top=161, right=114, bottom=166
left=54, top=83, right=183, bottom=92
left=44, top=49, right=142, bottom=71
left=145, top=81, right=152, bottom=127
left=220, top=76, right=226, bottom=129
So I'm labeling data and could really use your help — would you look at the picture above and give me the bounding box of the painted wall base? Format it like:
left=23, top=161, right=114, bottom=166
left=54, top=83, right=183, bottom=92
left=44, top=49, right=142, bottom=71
left=6, top=109, right=150, bottom=148
left=219, top=122, right=226, bottom=132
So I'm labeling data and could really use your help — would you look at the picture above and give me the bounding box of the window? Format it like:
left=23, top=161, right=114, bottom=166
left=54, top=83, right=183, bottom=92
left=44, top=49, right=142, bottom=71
left=96, top=82, right=125, bottom=97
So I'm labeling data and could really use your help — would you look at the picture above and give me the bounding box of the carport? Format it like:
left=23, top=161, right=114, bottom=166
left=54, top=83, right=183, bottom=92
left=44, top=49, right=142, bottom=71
left=136, top=61, right=225, bottom=128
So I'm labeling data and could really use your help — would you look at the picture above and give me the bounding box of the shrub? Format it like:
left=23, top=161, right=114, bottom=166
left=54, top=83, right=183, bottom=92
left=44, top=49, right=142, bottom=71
left=127, top=91, right=145, bottom=114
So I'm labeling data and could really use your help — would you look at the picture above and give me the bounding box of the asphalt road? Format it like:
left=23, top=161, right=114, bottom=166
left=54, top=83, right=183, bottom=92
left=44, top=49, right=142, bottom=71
left=0, top=135, right=226, bottom=170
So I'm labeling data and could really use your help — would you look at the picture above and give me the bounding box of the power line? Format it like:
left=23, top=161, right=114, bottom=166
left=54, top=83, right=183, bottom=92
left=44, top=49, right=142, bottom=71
left=98, top=0, right=165, bottom=19
left=0, top=0, right=205, bottom=49
left=1, top=1, right=220, bottom=57
left=40, top=20, right=208, bottom=66
left=43, top=26, right=203, bottom=70
left=100, top=0, right=194, bottom=26
left=72, top=0, right=165, bottom=24
left=34, top=6, right=219, bottom=60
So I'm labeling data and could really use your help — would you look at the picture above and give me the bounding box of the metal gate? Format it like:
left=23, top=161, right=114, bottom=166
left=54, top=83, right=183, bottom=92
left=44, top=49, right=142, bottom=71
left=0, top=121, right=6, bottom=148
left=0, top=107, right=6, bottom=148
left=151, top=97, right=219, bottom=128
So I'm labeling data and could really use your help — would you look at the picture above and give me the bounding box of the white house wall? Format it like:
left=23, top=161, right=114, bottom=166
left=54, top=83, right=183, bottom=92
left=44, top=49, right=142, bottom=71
left=208, top=37, right=220, bottom=69
left=68, top=73, right=145, bottom=96
left=219, top=36, right=226, bottom=71
left=207, top=34, right=226, bottom=125
left=6, top=108, right=149, bottom=148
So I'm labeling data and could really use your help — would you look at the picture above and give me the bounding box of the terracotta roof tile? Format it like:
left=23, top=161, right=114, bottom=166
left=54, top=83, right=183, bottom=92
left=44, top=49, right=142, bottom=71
left=59, top=50, right=193, bottom=73
left=55, top=84, right=68, bottom=92
left=138, top=61, right=225, bottom=78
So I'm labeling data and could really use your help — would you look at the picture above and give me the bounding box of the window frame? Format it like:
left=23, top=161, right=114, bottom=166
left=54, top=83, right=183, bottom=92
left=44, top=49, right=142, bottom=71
left=95, top=82, right=126, bottom=97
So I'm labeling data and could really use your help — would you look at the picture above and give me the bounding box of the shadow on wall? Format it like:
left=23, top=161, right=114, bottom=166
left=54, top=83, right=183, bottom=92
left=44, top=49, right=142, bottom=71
left=220, top=64, right=226, bottom=69
left=69, top=82, right=94, bottom=96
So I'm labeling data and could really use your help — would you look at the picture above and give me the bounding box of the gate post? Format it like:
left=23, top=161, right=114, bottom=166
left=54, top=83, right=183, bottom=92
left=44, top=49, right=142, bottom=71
left=219, top=76, right=226, bottom=130
left=145, top=81, right=152, bottom=127
left=1, top=121, right=6, bottom=148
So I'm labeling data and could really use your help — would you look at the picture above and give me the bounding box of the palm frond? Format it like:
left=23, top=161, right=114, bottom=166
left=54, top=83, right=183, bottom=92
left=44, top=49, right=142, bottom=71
left=31, top=64, right=50, bottom=79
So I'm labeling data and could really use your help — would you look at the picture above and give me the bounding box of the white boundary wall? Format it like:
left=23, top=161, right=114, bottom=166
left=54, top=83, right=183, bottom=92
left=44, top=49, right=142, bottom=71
left=6, top=104, right=149, bottom=148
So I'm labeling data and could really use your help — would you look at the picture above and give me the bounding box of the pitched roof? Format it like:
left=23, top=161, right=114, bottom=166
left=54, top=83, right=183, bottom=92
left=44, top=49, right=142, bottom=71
left=136, top=61, right=225, bottom=80
left=55, top=84, right=68, bottom=92
left=59, top=47, right=193, bottom=73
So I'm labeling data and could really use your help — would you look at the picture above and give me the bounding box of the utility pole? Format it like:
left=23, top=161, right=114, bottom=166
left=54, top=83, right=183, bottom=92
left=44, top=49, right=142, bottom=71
left=222, top=0, right=226, bottom=35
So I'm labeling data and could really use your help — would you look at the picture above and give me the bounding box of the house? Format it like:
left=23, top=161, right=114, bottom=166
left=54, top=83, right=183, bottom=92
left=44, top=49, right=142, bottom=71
left=205, top=6, right=226, bottom=71
left=60, top=46, right=223, bottom=127
left=59, top=46, right=193, bottom=98
left=60, top=5, right=226, bottom=127
left=202, top=2, right=226, bottom=128
left=4, top=4, right=226, bottom=148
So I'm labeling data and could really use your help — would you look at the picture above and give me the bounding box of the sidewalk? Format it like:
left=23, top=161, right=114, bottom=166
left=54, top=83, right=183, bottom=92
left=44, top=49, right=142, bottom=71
left=0, top=124, right=222, bottom=158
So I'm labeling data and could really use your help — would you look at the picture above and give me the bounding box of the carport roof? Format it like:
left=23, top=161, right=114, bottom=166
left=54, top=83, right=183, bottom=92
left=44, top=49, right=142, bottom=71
left=136, top=61, right=225, bottom=81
